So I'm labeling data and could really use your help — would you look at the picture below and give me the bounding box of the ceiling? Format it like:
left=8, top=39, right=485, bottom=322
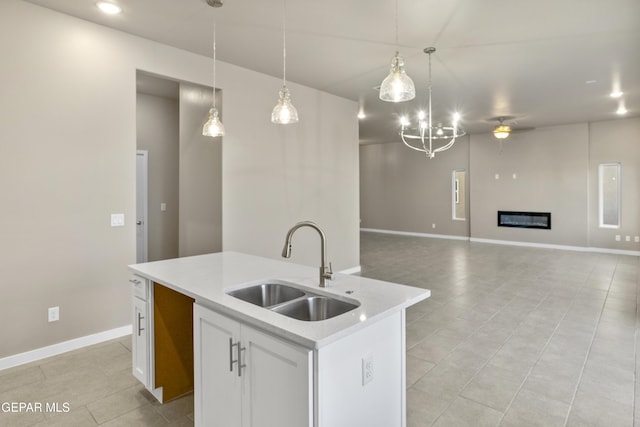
left=24, top=0, right=640, bottom=144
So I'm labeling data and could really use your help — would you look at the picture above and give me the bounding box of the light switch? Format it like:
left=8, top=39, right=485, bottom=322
left=161, top=203, right=167, bottom=212
left=110, top=213, right=125, bottom=227
left=495, top=173, right=500, bottom=180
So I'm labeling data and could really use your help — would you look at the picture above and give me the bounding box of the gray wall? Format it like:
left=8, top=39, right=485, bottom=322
left=0, top=0, right=358, bottom=359
left=360, top=136, right=470, bottom=237
left=178, top=83, right=223, bottom=257
left=136, top=93, right=179, bottom=261
left=360, top=117, right=640, bottom=251
left=589, top=118, right=640, bottom=250
left=470, top=124, right=589, bottom=246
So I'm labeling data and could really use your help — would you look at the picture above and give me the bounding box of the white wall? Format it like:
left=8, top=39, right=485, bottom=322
left=360, top=137, right=470, bottom=237
left=179, top=83, right=223, bottom=257
left=136, top=92, right=180, bottom=261
left=360, top=118, right=640, bottom=252
left=469, top=124, right=589, bottom=247
left=0, top=0, right=358, bottom=359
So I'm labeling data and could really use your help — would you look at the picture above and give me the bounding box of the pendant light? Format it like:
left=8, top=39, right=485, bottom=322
left=202, top=6, right=225, bottom=137
left=379, top=0, right=415, bottom=103
left=271, top=0, right=299, bottom=124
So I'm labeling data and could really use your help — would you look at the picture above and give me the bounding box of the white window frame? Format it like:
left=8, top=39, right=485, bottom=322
left=598, top=162, right=621, bottom=229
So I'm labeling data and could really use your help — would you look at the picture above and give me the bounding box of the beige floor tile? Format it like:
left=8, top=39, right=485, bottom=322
left=461, top=365, right=526, bottom=412
left=86, top=384, right=155, bottom=424
left=433, top=396, right=503, bottom=427
left=566, top=389, right=633, bottom=427
left=500, top=389, right=570, bottom=427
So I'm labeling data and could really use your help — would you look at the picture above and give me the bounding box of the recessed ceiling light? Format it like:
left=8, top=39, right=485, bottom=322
left=616, top=106, right=628, bottom=115
left=357, top=112, right=366, bottom=120
left=610, top=91, right=623, bottom=98
left=585, top=80, right=597, bottom=84
left=97, top=2, right=122, bottom=15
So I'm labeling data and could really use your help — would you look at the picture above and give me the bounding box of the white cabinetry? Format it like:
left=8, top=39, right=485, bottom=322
left=194, top=303, right=312, bottom=427
left=132, top=295, right=149, bottom=384
left=130, top=276, right=164, bottom=402
left=130, top=275, right=149, bottom=385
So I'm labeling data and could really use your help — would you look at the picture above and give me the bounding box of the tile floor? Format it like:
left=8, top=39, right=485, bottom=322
left=1, top=231, right=638, bottom=426
left=359, top=232, right=639, bottom=427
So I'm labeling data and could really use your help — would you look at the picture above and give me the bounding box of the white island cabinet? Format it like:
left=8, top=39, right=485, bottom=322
left=129, top=251, right=430, bottom=427
left=130, top=275, right=150, bottom=387
left=194, top=303, right=312, bottom=427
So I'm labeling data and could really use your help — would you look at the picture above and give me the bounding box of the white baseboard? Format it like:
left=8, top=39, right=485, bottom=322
left=0, top=325, right=132, bottom=371
left=360, top=228, right=470, bottom=241
left=470, top=237, right=640, bottom=256
left=360, top=228, right=639, bottom=257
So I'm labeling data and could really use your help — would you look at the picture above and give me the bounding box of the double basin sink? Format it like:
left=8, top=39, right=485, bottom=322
left=227, top=281, right=359, bottom=321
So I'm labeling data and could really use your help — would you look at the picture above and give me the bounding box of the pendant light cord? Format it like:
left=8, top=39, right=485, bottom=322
left=282, top=0, right=287, bottom=86
left=212, top=18, right=217, bottom=109
left=394, top=0, right=398, bottom=51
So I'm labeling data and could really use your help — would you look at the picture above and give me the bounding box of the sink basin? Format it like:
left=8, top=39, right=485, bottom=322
left=228, top=283, right=305, bottom=307
left=272, top=296, right=359, bottom=321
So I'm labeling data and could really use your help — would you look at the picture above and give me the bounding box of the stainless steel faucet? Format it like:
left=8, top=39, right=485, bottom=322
left=281, top=221, right=333, bottom=287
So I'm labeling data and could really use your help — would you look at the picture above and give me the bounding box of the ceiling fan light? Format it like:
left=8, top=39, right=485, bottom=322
left=493, top=124, right=511, bottom=139
left=379, top=52, right=415, bottom=103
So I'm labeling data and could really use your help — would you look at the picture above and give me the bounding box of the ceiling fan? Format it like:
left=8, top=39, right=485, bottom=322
left=488, top=116, right=534, bottom=140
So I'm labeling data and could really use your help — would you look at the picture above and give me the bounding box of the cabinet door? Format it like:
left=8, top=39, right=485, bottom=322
left=241, top=325, right=312, bottom=427
left=132, top=296, right=148, bottom=386
left=194, top=304, right=242, bottom=427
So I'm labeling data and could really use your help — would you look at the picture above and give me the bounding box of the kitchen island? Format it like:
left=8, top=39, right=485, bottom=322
left=129, top=251, right=430, bottom=427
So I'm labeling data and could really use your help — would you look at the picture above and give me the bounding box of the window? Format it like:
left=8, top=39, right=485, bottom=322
left=452, top=170, right=466, bottom=221
left=599, top=163, right=621, bottom=228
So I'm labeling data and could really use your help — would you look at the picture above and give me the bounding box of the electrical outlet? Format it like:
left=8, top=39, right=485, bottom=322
left=48, top=306, right=59, bottom=323
left=432, top=223, right=436, bottom=229
left=160, top=203, right=167, bottom=212
left=615, top=235, right=621, bottom=242
left=625, top=236, right=631, bottom=242
left=635, top=236, right=639, bottom=243
left=362, top=355, right=374, bottom=386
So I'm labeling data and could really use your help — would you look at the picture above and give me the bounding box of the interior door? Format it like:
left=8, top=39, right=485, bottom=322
left=136, top=150, right=148, bottom=263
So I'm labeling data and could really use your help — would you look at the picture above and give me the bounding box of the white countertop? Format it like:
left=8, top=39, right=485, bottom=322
left=129, top=251, right=430, bottom=349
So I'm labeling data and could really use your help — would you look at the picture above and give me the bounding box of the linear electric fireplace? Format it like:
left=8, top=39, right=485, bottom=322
left=498, top=211, right=551, bottom=230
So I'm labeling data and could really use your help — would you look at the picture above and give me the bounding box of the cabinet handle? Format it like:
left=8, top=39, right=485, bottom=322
left=129, top=279, right=141, bottom=285
left=229, top=338, right=239, bottom=372
left=229, top=339, right=246, bottom=376
left=137, top=313, right=145, bottom=336
left=238, top=345, right=246, bottom=377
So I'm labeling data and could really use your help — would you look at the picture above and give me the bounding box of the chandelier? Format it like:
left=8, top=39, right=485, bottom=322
left=400, top=47, right=465, bottom=159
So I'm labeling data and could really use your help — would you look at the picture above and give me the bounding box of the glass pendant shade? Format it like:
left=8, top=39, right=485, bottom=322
left=379, top=52, right=415, bottom=102
left=493, top=124, right=511, bottom=139
left=271, top=85, right=299, bottom=124
left=203, top=107, right=225, bottom=137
